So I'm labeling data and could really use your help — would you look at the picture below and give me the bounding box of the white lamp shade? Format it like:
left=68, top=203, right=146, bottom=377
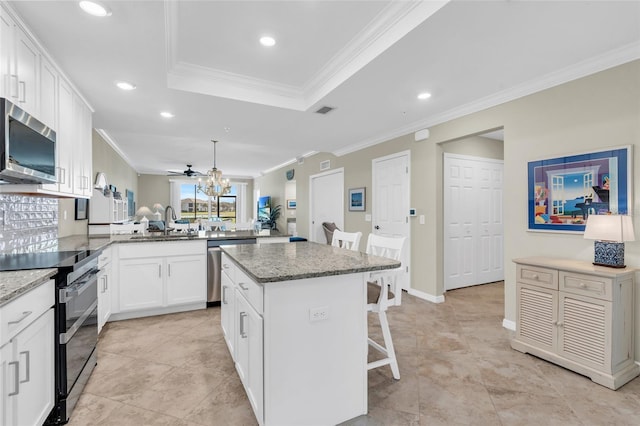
left=153, top=203, right=164, bottom=212
left=583, top=215, right=635, bottom=242
left=135, top=206, right=154, bottom=220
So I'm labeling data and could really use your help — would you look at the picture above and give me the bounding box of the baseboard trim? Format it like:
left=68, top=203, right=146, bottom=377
left=407, top=288, right=445, bottom=303
left=502, top=319, right=516, bottom=331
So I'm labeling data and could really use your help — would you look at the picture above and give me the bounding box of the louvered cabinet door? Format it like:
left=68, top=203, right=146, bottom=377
left=516, top=283, right=558, bottom=352
left=557, top=292, right=612, bottom=372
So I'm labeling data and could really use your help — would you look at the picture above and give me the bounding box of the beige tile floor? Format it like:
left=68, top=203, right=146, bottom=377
left=69, top=282, right=640, bottom=426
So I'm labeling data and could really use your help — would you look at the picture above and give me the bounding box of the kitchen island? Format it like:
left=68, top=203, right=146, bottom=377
left=220, top=242, right=400, bottom=426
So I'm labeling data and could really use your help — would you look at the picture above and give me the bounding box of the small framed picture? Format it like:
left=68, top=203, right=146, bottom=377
left=75, top=198, right=88, bottom=220
left=287, top=199, right=297, bottom=209
left=349, top=187, right=366, bottom=211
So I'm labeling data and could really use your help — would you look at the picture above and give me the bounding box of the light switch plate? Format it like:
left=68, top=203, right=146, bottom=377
left=365, top=214, right=372, bottom=222
left=419, top=215, right=425, bottom=225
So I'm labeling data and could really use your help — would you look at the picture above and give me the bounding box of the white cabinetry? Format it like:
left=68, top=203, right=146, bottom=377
left=512, top=257, right=639, bottom=390
left=112, top=240, right=207, bottom=320
left=0, top=280, right=55, bottom=426
left=97, top=246, right=112, bottom=334
left=221, top=252, right=367, bottom=426
left=0, top=3, right=93, bottom=198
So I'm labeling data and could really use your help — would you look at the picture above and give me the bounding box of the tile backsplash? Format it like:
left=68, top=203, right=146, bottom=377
left=0, top=195, right=58, bottom=254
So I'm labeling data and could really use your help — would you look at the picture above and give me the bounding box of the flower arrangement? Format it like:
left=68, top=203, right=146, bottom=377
left=534, top=185, right=547, bottom=205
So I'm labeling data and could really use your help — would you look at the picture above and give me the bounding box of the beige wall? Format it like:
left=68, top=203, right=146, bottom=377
left=58, top=130, right=139, bottom=237
left=441, top=134, right=504, bottom=159
left=257, top=60, right=640, bottom=354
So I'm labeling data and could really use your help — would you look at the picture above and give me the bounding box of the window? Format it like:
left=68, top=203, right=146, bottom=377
left=179, top=183, right=237, bottom=222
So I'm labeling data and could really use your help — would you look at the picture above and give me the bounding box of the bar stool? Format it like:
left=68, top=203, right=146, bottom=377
left=365, top=234, right=405, bottom=380
left=331, top=230, right=362, bottom=251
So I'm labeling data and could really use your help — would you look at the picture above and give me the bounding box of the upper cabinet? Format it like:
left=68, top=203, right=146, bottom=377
left=0, top=4, right=93, bottom=198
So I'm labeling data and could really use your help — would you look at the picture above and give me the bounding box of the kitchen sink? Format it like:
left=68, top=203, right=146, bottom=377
left=129, top=232, right=197, bottom=240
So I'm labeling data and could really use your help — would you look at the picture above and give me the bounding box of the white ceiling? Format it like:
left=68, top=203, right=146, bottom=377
left=8, top=0, right=640, bottom=179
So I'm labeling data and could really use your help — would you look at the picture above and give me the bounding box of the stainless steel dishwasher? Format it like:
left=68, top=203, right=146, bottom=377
left=207, top=238, right=256, bottom=306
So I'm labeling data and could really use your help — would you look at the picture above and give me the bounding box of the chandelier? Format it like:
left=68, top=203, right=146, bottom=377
left=197, top=140, right=231, bottom=198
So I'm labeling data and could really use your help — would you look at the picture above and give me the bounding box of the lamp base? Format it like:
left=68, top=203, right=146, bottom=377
left=593, top=240, right=625, bottom=268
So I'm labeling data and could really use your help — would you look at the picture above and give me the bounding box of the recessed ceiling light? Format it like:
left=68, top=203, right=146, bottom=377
left=417, top=92, right=432, bottom=100
left=160, top=112, right=174, bottom=118
left=260, top=36, right=276, bottom=47
left=116, top=81, right=136, bottom=91
left=79, top=1, right=112, bottom=17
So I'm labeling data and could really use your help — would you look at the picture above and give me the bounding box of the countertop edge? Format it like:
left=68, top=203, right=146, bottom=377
left=0, top=268, right=57, bottom=307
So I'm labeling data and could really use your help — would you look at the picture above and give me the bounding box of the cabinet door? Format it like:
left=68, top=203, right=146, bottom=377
left=97, top=266, right=112, bottom=333
left=57, top=78, right=74, bottom=194
left=118, top=258, right=164, bottom=312
left=14, top=309, right=54, bottom=426
left=0, top=340, right=15, bottom=425
left=14, top=26, right=38, bottom=115
left=80, top=102, right=92, bottom=196
left=38, top=56, right=57, bottom=129
left=221, top=271, right=236, bottom=356
left=558, top=292, right=611, bottom=372
left=235, top=294, right=263, bottom=422
left=516, top=282, right=557, bottom=353
left=0, top=8, right=14, bottom=100
left=166, top=255, right=206, bottom=306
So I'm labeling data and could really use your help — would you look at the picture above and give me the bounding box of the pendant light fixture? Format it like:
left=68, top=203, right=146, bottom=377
left=197, top=140, right=231, bottom=198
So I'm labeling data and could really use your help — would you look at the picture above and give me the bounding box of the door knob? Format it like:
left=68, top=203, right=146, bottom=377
left=374, top=225, right=380, bottom=230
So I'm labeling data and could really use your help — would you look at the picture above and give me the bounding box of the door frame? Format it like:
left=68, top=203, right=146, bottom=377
left=309, top=168, right=345, bottom=243
left=372, top=150, right=411, bottom=292
left=443, top=152, right=504, bottom=291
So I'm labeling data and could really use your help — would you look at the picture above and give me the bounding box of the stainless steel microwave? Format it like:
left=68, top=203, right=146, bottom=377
left=0, top=98, right=57, bottom=184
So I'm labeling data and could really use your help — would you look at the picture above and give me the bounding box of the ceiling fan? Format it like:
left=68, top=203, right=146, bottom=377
left=167, top=165, right=203, bottom=177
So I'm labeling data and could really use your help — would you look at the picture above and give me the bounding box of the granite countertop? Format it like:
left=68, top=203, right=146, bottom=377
left=90, top=229, right=288, bottom=245
left=222, top=241, right=401, bottom=283
left=0, top=269, right=57, bottom=307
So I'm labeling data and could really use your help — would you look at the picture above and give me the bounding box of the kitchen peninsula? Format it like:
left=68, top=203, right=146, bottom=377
left=220, top=242, right=400, bottom=426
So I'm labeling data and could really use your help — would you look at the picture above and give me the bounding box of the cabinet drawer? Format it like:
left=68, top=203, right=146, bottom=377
left=221, top=253, right=236, bottom=283
left=517, top=264, right=558, bottom=290
left=560, top=272, right=612, bottom=301
left=235, top=266, right=263, bottom=315
left=0, top=280, right=54, bottom=345
left=98, top=246, right=112, bottom=268
left=119, top=240, right=206, bottom=259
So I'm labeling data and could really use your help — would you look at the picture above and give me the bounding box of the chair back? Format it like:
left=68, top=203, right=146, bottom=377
left=365, top=234, right=405, bottom=261
left=322, top=222, right=339, bottom=244
left=331, top=230, right=362, bottom=251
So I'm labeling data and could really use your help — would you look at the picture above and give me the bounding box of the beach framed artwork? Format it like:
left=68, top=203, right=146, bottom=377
left=349, top=187, right=366, bottom=211
left=528, top=146, right=632, bottom=233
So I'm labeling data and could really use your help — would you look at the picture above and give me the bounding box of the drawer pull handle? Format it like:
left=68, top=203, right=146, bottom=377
left=8, top=311, right=32, bottom=325
left=579, top=282, right=586, bottom=288
left=239, top=312, right=248, bottom=338
left=531, top=274, right=539, bottom=279
left=238, top=283, right=249, bottom=291
left=8, top=361, right=19, bottom=396
left=222, top=286, right=227, bottom=304
left=19, top=351, right=30, bottom=383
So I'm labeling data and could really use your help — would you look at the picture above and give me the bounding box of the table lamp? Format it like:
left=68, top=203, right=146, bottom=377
left=135, top=206, right=154, bottom=226
left=152, top=203, right=164, bottom=221
left=583, top=214, right=635, bottom=268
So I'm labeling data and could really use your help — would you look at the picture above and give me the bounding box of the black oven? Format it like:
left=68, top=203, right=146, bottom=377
left=43, top=254, right=99, bottom=425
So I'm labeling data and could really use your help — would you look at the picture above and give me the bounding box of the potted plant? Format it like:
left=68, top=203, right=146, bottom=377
left=269, top=204, right=282, bottom=230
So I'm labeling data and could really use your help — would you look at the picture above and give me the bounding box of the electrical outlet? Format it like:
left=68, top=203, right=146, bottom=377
left=309, top=306, right=329, bottom=322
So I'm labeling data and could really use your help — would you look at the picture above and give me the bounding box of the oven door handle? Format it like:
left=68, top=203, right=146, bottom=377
left=60, top=300, right=97, bottom=345
left=59, top=271, right=98, bottom=303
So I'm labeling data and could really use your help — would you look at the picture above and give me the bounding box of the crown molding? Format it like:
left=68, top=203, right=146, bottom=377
left=260, top=151, right=318, bottom=176
left=333, top=42, right=640, bottom=157
left=164, top=1, right=448, bottom=111
left=95, top=129, right=140, bottom=172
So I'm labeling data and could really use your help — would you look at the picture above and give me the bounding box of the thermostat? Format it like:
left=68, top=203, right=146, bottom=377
left=409, top=208, right=417, bottom=216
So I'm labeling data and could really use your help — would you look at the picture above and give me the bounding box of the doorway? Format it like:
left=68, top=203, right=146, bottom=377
left=372, top=151, right=411, bottom=293
left=309, top=168, right=344, bottom=244
left=442, top=131, right=504, bottom=291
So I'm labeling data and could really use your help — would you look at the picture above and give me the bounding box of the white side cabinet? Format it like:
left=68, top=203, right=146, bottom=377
left=97, top=246, right=113, bottom=334
left=111, top=240, right=207, bottom=320
left=512, top=257, right=639, bottom=390
left=0, top=280, right=55, bottom=426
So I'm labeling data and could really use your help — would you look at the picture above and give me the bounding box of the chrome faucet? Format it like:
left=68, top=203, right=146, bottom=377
left=164, top=205, right=177, bottom=235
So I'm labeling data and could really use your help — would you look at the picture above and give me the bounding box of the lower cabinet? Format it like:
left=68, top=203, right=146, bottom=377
left=512, top=257, right=639, bottom=389
left=1, top=281, right=55, bottom=426
left=112, top=240, right=207, bottom=320
left=234, top=291, right=263, bottom=420
left=220, top=269, right=236, bottom=355
left=97, top=247, right=113, bottom=334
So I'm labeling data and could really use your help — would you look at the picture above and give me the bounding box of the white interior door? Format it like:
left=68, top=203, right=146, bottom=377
left=309, top=169, right=344, bottom=243
left=372, top=151, right=410, bottom=292
left=444, top=154, right=504, bottom=290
